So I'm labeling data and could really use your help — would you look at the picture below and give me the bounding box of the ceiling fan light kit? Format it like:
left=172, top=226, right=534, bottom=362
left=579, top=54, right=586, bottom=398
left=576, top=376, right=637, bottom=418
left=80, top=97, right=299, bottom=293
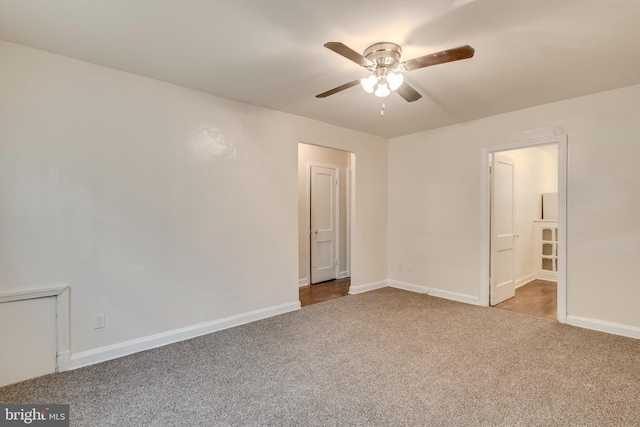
left=360, top=42, right=404, bottom=98
left=317, top=41, right=475, bottom=108
left=360, top=71, right=403, bottom=97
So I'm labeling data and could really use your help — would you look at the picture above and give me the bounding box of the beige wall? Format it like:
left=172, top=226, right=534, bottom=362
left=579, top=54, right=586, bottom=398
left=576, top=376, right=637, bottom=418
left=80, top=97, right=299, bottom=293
left=0, top=40, right=387, bottom=364
left=6, top=34, right=640, bottom=372
left=298, top=144, right=350, bottom=284
left=389, top=83, right=640, bottom=329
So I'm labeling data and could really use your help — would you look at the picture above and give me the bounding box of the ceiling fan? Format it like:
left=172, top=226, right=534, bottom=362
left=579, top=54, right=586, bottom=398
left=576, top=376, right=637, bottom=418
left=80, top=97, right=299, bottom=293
left=316, top=42, right=475, bottom=103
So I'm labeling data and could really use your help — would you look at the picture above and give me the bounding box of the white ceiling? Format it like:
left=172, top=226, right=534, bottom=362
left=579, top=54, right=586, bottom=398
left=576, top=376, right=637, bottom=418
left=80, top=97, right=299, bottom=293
left=1, top=0, right=639, bottom=138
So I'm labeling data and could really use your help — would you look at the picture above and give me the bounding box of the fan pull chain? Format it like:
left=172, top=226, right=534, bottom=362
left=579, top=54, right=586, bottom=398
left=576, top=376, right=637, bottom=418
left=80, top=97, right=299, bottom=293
left=380, top=101, right=385, bottom=117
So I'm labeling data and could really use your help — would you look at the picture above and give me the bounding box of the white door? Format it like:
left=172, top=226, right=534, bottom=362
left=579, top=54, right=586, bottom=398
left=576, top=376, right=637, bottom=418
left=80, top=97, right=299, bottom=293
left=310, top=164, right=338, bottom=284
left=490, top=153, right=516, bottom=305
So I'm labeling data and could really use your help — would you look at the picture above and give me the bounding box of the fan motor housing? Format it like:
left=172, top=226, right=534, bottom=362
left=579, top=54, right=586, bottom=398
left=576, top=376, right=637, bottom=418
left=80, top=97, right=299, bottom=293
left=363, top=42, right=402, bottom=68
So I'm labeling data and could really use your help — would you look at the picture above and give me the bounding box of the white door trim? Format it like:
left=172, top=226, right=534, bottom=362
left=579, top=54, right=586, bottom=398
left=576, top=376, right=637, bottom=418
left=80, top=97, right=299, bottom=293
left=349, top=153, right=356, bottom=286
left=307, top=161, right=340, bottom=283
left=344, top=166, right=352, bottom=278
left=480, top=135, right=568, bottom=323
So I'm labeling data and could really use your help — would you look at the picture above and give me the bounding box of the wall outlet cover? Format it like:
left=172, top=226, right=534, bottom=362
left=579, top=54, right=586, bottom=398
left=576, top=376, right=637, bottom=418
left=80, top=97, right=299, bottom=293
left=93, top=313, right=105, bottom=329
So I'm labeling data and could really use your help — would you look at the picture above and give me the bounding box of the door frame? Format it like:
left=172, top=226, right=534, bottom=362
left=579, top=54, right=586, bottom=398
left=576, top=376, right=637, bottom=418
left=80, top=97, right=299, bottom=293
left=479, top=135, right=568, bottom=323
left=344, top=166, right=352, bottom=279
left=307, top=161, right=340, bottom=284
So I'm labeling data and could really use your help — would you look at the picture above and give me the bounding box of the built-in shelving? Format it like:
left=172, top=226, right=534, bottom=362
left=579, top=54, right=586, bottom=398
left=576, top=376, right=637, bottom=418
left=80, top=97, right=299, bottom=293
left=534, top=220, right=558, bottom=281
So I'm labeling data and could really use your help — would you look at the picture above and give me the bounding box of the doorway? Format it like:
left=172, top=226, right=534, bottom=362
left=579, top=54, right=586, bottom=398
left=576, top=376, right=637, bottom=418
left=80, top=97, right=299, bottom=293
left=297, top=143, right=353, bottom=304
left=480, top=135, right=567, bottom=322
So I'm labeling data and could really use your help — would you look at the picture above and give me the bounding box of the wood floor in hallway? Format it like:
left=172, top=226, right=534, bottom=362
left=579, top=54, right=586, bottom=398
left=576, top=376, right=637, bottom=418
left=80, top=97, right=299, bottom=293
left=301, top=277, right=557, bottom=319
left=495, top=279, right=557, bottom=319
left=299, top=278, right=350, bottom=307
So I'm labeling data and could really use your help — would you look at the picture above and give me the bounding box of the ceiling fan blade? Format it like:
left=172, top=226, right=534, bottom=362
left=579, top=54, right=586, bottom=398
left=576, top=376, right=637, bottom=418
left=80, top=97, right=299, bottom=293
left=324, top=42, right=374, bottom=67
left=396, top=82, right=422, bottom=102
left=316, top=80, right=361, bottom=98
left=401, top=45, right=475, bottom=71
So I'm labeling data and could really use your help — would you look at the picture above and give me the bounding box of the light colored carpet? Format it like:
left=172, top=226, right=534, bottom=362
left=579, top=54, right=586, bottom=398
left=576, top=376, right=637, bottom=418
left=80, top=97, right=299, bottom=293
left=2, top=288, right=640, bottom=426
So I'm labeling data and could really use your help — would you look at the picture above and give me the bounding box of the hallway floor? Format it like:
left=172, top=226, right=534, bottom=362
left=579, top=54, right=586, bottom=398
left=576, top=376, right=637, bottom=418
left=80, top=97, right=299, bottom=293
left=495, top=279, right=557, bottom=320
left=299, top=278, right=350, bottom=307
left=300, top=278, right=557, bottom=319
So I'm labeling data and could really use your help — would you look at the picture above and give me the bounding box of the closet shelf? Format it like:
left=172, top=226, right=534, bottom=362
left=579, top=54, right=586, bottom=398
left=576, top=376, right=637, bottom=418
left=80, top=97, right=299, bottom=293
left=534, top=220, right=558, bottom=282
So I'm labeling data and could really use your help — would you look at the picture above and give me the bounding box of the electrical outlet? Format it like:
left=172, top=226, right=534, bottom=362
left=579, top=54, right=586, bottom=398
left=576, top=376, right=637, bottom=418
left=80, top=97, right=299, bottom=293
left=398, top=264, right=404, bottom=273
left=94, top=313, right=105, bottom=329
left=407, top=265, right=413, bottom=273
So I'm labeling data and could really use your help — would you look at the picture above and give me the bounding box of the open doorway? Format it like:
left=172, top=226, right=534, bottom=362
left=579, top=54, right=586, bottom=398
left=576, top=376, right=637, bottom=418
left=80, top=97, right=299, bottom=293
left=480, top=135, right=567, bottom=322
left=297, top=143, right=353, bottom=306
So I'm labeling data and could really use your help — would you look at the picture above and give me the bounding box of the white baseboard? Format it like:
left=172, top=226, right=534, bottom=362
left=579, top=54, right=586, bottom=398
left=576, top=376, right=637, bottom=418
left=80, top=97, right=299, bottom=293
left=426, top=287, right=482, bottom=306
left=536, top=273, right=558, bottom=282
left=350, top=279, right=481, bottom=306
left=566, top=315, right=640, bottom=340
left=388, top=280, right=428, bottom=294
left=339, top=271, right=350, bottom=279
left=348, top=280, right=387, bottom=294
left=515, top=273, right=536, bottom=289
left=65, top=301, right=301, bottom=371
left=390, top=279, right=481, bottom=305
left=298, top=278, right=309, bottom=287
